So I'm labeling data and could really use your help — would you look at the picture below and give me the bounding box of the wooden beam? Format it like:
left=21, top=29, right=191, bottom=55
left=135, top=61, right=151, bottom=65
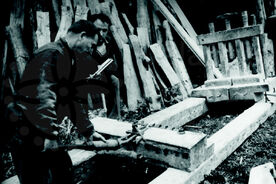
left=137, top=0, right=152, bottom=43
left=252, top=36, right=265, bottom=78
left=197, top=25, right=264, bottom=45
left=74, top=5, right=89, bottom=21
left=36, top=11, right=51, bottom=48
left=55, top=5, right=73, bottom=41
left=260, top=33, right=275, bottom=78
left=235, top=38, right=248, bottom=75
left=87, top=0, right=100, bottom=15
left=139, top=97, right=208, bottom=130
left=208, top=23, right=219, bottom=68
left=151, top=9, right=166, bottom=54
left=123, top=43, right=143, bottom=111
left=151, top=0, right=204, bottom=65
left=121, top=13, right=134, bottom=35
left=129, top=35, right=162, bottom=111
left=218, top=42, right=230, bottom=77
left=166, top=0, right=197, bottom=41
left=150, top=43, right=188, bottom=98
left=203, top=45, right=215, bottom=80
left=150, top=102, right=276, bottom=184
left=191, top=85, right=230, bottom=102
left=51, top=0, right=61, bottom=28
left=242, top=11, right=253, bottom=60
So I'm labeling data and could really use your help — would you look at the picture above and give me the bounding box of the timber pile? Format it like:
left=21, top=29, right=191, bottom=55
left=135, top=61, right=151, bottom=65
left=1, top=0, right=199, bottom=114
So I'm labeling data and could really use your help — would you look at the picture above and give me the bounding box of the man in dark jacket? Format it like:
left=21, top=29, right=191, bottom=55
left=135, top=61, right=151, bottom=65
left=14, top=20, right=131, bottom=184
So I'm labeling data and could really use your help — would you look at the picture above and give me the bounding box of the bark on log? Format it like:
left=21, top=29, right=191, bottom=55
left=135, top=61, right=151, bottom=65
left=150, top=43, right=188, bottom=98
left=123, top=43, right=143, bottom=111
left=129, top=35, right=161, bottom=111
left=36, top=11, right=51, bottom=48
left=55, top=5, right=74, bottom=41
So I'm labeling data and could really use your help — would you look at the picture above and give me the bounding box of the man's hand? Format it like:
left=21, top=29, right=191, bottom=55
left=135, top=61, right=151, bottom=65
left=117, top=134, right=136, bottom=147
left=43, top=138, right=59, bottom=152
left=93, top=131, right=107, bottom=142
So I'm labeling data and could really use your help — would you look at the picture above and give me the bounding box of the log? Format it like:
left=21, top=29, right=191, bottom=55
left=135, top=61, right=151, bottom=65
left=87, top=0, right=100, bottom=15
left=166, top=0, right=197, bottom=41
left=198, top=25, right=264, bottom=45
left=51, top=0, right=61, bottom=28
left=122, top=43, right=142, bottom=111
left=121, top=13, right=134, bottom=35
left=36, top=11, right=51, bottom=48
left=74, top=5, right=89, bottom=22
left=137, top=0, right=152, bottom=43
left=151, top=0, right=204, bottom=65
left=218, top=42, right=230, bottom=77
left=260, top=34, right=275, bottom=77
left=129, top=35, right=161, bottom=111
left=55, top=5, right=74, bottom=41
left=208, top=23, right=219, bottom=68
left=6, top=25, right=29, bottom=78
left=242, top=11, right=253, bottom=60
left=150, top=43, right=188, bottom=98
left=252, top=36, right=265, bottom=78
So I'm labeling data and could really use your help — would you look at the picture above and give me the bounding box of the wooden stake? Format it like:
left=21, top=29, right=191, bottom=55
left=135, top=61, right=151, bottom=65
left=256, top=0, right=266, bottom=24
left=208, top=23, right=219, bottom=68
left=252, top=36, right=265, bottom=78
left=75, top=5, right=89, bottom=21
left=137, top=0, right=152, bottom=43
left=121, top=13, right=134, bottom=35
left=55, top=5, right=74, bottom=41
left=51, top=0, right=61, bottom=28
left=242, top=11, right=253, bottom=61
left=260, top=34, right=275, bottom=77
left=36, top=11, right=51, bottom=48
left=87, top=0, right=100, bottom=15
left=218, top=42, right=230, bottom=77
left=203, top=45, right=215, bottom=80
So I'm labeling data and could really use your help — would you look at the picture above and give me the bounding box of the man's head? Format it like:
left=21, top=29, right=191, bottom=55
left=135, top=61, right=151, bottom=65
left=89, top=13, right=111, bottom=44
left=65, top=20, right=100, bottom=55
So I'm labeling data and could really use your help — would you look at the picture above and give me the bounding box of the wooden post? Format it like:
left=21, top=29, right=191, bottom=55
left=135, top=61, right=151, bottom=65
left=235, top=38, right=248, bottom=76
left=150, top=43, right=188, bottom=98
left=252, top=36, right=265, bottom=78
left=256, top=0, right=266, bottom=24
left=151, top=0, right=205, bottom=65
left=110, top=25, right=123, bottom=55
left=121, top=13, right=134, bottom=35
left=166, top=0, right=197, bottom=42
left=137, top=27, right=150, bottom=53
left=203, top=45, right=215, bottom=80
left=0, top=40, right=8, bottom=102
left=29, top=8, right=38, bottom=52
left=55, top=5, right=74, bottom=41
left=242, top=11, right=253, bottom=61
left=152, top=9, right=166, bottom=54
left=260, top=34, right=275, bottom=77
left=137, top=0, right=152, bottom=43
left=75, top=5, right=89, bottom=21
left=129, top=35, right=161, bottom=111
left=208, top=23, right=219, bottom=68
left=271, top=0, right=276, bottom=15
left=224, top=19, right=235, bottom=60
left=218, top=42, right=230, bottom=77
left=51, top=0, right=61, bottom=28
left=87, top=0, right=100, bottom=15
left=123, top=43, right=143, bottom=111
left=9, top=0, right=25, bottom=29
left=72, top=0, right=86, bottom=8
left=36, top=11, right=51, bottom=48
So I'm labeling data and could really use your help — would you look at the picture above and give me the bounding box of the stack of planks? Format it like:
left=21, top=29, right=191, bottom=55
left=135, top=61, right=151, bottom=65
left=2, top=0, right=199, bottom=113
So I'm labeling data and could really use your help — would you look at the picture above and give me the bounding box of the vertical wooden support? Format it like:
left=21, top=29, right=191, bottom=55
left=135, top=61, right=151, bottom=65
left=208, top=23, right=219, bottom=68
left=152, top=10, right=166, bottom=54
left=224, top=19, right=235, bottom=60
left=235, top=39, right=248, bottom=75
left=87, top=0, right=100, bottom=15
left=110, top=25, right=123, bottom=55
left=252, top=36, right=265, bottom=78
left=72, top=0, right=86, bottom=8
left=0, top=40, right=8, bottom=102
left=123, top=43, right=143, bottom=111
left=150, top=43, right=188, bottom=98
left=9, top=0, right=25, bottom=29
left=51, top=0, right=61, bottom=28
left=163, top=20, right=173, bottom=41
left=121, top=13, right=134, bottom=35
left=271, top=0, right=276, bottom=15
left=218, top=42, right=230, bottom=77
left=75, top=5, right=89, bottom=21
left=137, top=27, right=150, bottom=53
left=129, top=35, right=161, bottom=111
left=55, top=5, right=74, bottom=41
left=36, top=11, right=51, bottom=48
left=203, top=45, right=215, bottom=80
left=251, top=14, right=257, bottom=25
left=260, top=34, right=275, bottom=77
left=242, top=11, right=253, bottom=61
left=256, top=0, right=266, bottom=24
left=137, top=0, right=152, bottom=44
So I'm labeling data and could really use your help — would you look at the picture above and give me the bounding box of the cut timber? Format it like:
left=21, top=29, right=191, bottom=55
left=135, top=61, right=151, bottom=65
left=165, top=40, right=193, bottom=95
left=150, top=43, right=188, bottom=97
left=74, top=5, right=89, bottom=21
left=137, top=27, right=150, bottom=53
left=260, top=34, right=275, bottom=77
left=152, top=9, right=166, bottom=54
left=197, top=25, right=264, bottom=45
left=36, top=11, right=51, bottom=48
left=204, top=78, right=232, bottom=87
left=203, top=45, right=215, bottom=80
left=208, top=23, right=219, bottom=68
left=110, top=25, right=123, bottom=54
left=256, top=0, right=266, bottom=24
left=228, top=58, right=240, bottom=77
left=218, top=42, right=230, bottom=77
left=163, top=20, right=173, bottom=41
left=242, top=11, right=253, bottom=60
left=9, top=0, right=25, bottom=29
left=121, top=13, right=134, bottom=35
left=151, top=0, right=204, bottom=65
left=1, top=175, right=20, bottom=184
left=224, top=19, right=235, bottom=60
left=137, top=0, right=152, bottom=43
left=87, top=0, right=100, bottom=15
left=235, top=38, right=248, bottom=75
left=231, top=75, right=261, bottom=85
left=150, top=102, right=276, bottom=184
left=6, top=25, right=29, bottom=78
left=123, top=43, right=142, bottom=111
left=139, top=98, right=208, bottom=130
left=55, top=5, right=73, bottom=41
left=51, top=0, right=60, bottom=28
left=252, top=36, right=265, bottom=78
left=166, top=0, right=197, bottom=41
left=129, top=35, right=161, bottom=111
left=137, top=128, right=213, bottom=171
left=191, top=86, right=229, bottom=102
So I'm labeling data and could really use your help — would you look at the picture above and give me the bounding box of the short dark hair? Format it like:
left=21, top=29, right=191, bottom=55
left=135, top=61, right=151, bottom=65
left=88, top=13, right=111, bottom=26
left=67, top=20, right=99, bottom=37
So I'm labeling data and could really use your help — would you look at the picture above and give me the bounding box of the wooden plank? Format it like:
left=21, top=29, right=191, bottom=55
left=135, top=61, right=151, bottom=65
left=198, top=25, right=264, bottom=45
left=139, top=98, right=208, bottom=130
left=231, top=75, right=261, bottom=85
left=150, top=102, right=276, bottom=184
left=1, top=175, right=20, bottom=184
left=110, top=25, right=123, bottom=54
left=0, top=40, right=8, bottom=102
left=203, top=45, right=215, bottom=80
left=235, top=38, right=248, bottom=75
left=191, top=86, right=229, bottom=102
left=150, top=43, right=188, bottom=98
left=51, top=0, right=61, bottom=28
left=204, top=78, right=232, bottom=87
left=137, top=0, right=152, bottom=43
left=151, top=0, right=204, bottom=65
left=9, top=0, right=25, bottom=29
left=208, top=23, right=219, bottom=68
left=74, top=5, right=89, bottom=22
left=252, top=36, right=265, bottom=78
left=87, top=0, right=100, bottom=15
left=260, top=33, right=275, bottom=77
left=218, top=42, right=230, bottom=77
left=36, top=11, right=51, bottom=48
left=121, top=13, right=134, bottom=35
left=166, top=40, right=193, bottom=95
left=123, top=43, right=143, bottom=111
left=224, top=19, right=235, bottom=60
left=129, top=35, right=161, bottom=111
left=151, top=9, right=166, bottom=54
left=256, top=0, right=266, bottom=24
left=166, top=0, right=197, bottom=41
left=55, top=5, right=73, bottom=41
left=163, top=20, right=173, bottom=41
left=242, top=11, right=253, bottom=60
left=137, top=27, right=150, bottom=53
left=72, top=0, right=86, bottom=8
